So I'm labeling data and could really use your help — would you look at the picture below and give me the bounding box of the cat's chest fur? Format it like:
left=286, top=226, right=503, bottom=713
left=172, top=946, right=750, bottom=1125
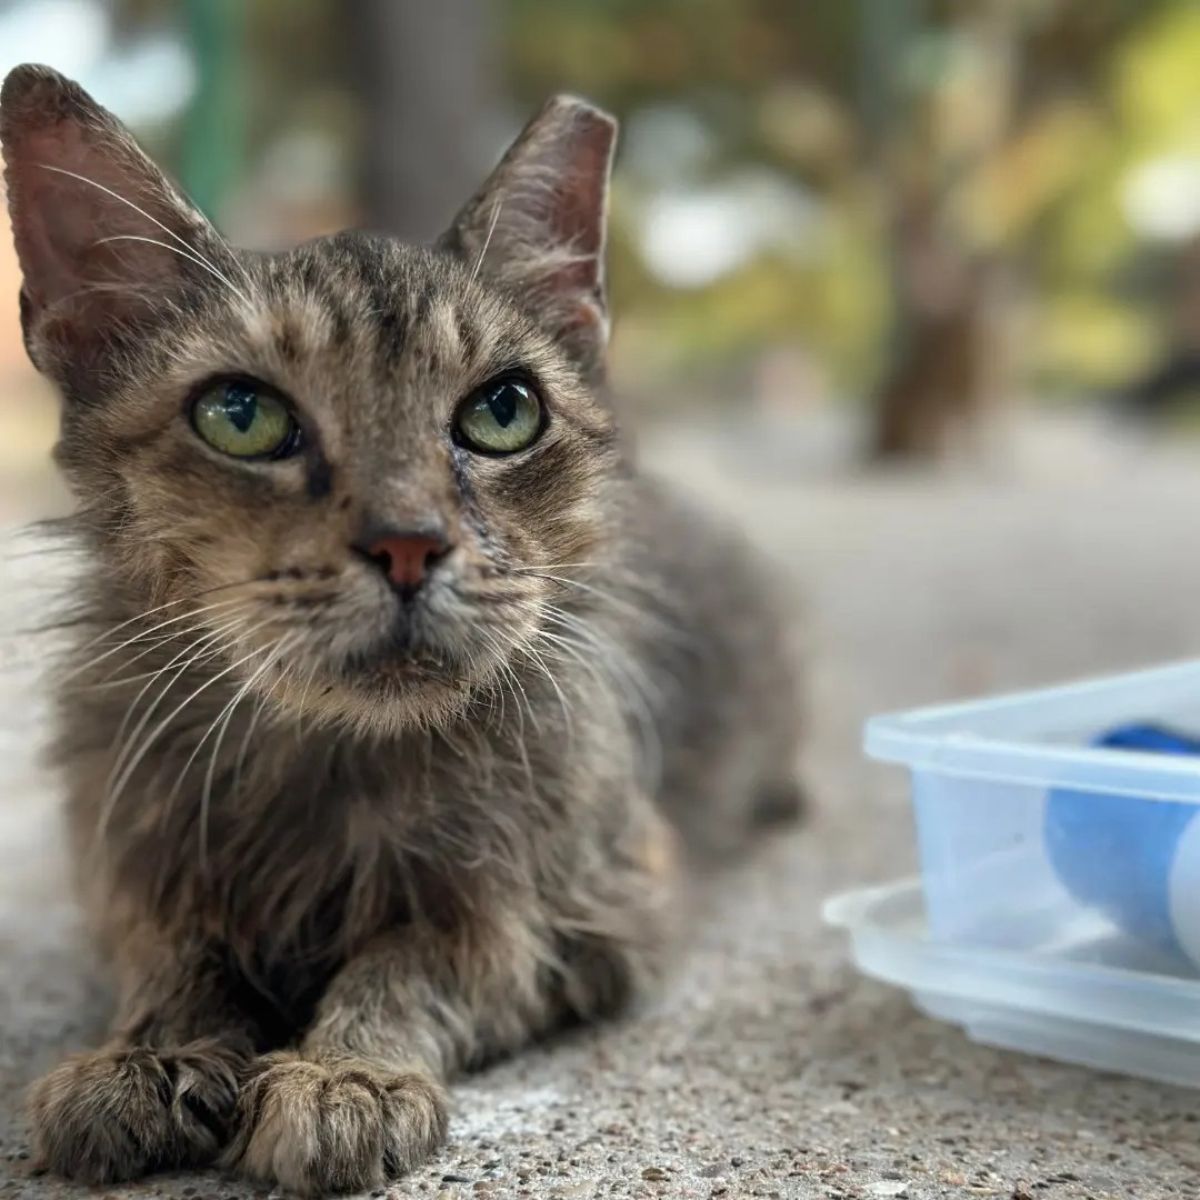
left=69, top=687, right=587, bottom=971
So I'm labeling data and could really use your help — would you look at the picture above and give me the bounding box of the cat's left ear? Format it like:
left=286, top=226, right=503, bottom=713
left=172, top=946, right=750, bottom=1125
left=1, top=64, right=225, bottom=384
left=442, top=95, right=617, bottom=379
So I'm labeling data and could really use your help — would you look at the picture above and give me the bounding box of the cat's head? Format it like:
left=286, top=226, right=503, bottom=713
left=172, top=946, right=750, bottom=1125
left=1, top=64, right=624, bottom=734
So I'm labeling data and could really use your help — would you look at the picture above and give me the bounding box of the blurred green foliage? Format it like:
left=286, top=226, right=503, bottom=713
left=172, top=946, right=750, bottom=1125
left=498, top=0, right=1200, bottom=402
left=117, top=0, right=1200, bottom=407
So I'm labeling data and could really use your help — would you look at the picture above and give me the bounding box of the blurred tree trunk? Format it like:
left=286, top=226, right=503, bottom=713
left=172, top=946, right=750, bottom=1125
left=871, top=189, right=998, bottom=459
left=864, top=0, right=1015, bottom=461
left=347, top=0, right=501, bottom=243
left=1121, top=236, right=1200, bottom=416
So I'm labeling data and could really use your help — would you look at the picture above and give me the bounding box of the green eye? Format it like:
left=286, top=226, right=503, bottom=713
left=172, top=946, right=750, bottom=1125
left=191, top=380, right=298, bottom=459
left=455, top=377, right=543, bottom=455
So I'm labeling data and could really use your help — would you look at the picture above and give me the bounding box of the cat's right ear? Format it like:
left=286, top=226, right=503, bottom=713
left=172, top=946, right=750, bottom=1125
left=0, top=64, right=225, bottom=382
left=442, top=95, right=617, bottom=381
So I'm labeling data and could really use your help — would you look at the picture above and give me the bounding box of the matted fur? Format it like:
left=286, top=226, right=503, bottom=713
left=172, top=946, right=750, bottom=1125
left=1, top=64, right=803, bottom=1194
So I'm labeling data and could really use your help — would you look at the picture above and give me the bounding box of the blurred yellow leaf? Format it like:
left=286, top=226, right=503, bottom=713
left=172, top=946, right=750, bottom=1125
left=1035, top=293, right=1158, bottom=387
left=960, top=100, right=1105, bottom=247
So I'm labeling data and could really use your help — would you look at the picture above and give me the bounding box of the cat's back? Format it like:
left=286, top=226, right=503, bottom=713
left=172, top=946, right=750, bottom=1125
left=614, top=474, right=804, bottom=857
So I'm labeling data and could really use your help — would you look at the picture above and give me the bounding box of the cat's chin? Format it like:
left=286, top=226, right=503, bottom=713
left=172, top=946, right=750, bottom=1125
left=281, top=641, right=483, bottom=736
left=342, top=646, right=458, bottom=684
left=286, top=670, right=476, bottom=737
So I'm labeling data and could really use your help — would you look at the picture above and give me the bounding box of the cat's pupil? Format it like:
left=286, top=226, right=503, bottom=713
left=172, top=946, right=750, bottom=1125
left=487, top=384, right=519, bottom=428
left=224, top=384, right=258, bottom=433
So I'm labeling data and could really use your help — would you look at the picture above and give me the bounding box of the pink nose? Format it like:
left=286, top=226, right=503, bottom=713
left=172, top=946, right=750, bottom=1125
left=360, top=531, right=450, bottom=592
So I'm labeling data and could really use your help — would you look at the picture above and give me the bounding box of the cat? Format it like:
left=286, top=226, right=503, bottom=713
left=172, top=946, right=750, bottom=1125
left=1, top=64, right=803, bottom=1195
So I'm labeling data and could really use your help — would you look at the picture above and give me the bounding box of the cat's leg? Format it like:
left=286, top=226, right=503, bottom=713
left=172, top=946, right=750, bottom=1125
left=27, top=937, right=268, bottom=1184
left=221, top=937, right=457, bottom=1196
left=224, top=814, right=680, bottom=1195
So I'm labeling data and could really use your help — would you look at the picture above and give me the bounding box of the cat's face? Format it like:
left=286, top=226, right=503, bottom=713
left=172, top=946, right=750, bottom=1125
left=1, top=65, right=622, bottom=733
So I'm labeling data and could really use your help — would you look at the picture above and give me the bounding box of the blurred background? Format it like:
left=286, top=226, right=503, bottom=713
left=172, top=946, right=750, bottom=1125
left=9, top=0, right=1200, bottom=492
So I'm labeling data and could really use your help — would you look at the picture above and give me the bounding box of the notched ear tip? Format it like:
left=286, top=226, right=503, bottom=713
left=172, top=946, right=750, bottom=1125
left=538, top=93, right=619, bottom=146
left=1, top=63, right=63, bottom=111
left=0, top=64, right=96, bottom=146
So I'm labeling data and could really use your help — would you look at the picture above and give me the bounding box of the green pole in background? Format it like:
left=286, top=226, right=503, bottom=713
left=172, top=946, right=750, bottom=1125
left=858, top=0, right=919, bottom=369
left=180, top=0, right=245, bottom=224
left=858, top=0, right=914, bottom=155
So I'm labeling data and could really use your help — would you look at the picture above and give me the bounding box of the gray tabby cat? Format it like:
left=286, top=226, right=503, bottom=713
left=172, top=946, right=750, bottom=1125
left=1, top=64, right=802, bottom=1194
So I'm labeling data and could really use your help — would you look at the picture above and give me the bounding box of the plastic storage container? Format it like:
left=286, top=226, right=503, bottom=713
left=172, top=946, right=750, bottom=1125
left=825, top=659, right=1200, bottom=1088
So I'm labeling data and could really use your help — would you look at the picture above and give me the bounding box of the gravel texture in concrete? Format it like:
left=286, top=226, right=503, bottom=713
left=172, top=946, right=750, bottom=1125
left=4, top=413, right=1200, bottom=1199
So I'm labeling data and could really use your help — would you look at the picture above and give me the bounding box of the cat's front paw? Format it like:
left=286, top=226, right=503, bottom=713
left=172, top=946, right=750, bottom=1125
left=224, top=1052, right=448, bottom=1194
left=27, top=1039, right=245, bottom=1183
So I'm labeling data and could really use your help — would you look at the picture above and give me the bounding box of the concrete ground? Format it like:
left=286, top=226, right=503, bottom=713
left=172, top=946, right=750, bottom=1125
left=4, top=411, right=1200, bottom=1199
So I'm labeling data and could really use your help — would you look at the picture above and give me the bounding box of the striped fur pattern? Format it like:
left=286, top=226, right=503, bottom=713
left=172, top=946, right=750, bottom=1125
left=1, top=65, right=803, bottom=1194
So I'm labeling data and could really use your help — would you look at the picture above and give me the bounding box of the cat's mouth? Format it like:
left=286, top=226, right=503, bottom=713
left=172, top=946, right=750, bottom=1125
left=279, top=584, right=526, bottom=713
left=342, top=639, right=455, bottom=681
left=338, top=611, right=466, bottom=685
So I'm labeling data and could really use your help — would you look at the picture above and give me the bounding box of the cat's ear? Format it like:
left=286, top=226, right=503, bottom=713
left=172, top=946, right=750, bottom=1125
left=0, top=64, right=224, bottom=379
left=443, top=95, right=617, bottom=377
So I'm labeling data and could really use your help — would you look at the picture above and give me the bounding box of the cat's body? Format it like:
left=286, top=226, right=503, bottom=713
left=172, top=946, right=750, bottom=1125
left=2, top=66, right=801, bottom=1194
left=64, top=471, right=799, bottom=1036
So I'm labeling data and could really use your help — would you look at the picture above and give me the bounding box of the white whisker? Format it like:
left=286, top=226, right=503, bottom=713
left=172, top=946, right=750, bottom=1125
left=234, top=690, right=270, bottom=797
left=93, top=621, right=243, bottom=844
left=470, top=200, right=504, bottom=284
left=106, top=618, right=244, bottom=779
left=63, top=596, right=250, bottom=682
left=94, top=234, right=253, bottom=307
left=40, top=163, right=256, bottom=305
left=102, top=622, right=276, bottom=828
left=519, top=638, right=575, bottom=746
left=194, top=633, right=301, bottom=869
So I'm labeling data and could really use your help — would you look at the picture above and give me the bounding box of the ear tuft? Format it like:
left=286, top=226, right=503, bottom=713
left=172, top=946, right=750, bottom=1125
left=443, top=94, right=617, bottom=378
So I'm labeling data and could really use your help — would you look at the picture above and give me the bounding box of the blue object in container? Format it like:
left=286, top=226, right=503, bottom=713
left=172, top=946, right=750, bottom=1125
left=1045, top=723, right=1200, bottom=960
